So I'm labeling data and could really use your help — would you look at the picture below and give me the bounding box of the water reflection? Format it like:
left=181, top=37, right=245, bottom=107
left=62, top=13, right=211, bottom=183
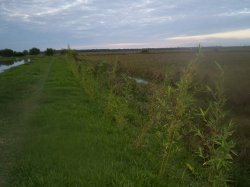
left=0, top=59, right=30, bottom=73
left=128, top=76, right=149, bottom=84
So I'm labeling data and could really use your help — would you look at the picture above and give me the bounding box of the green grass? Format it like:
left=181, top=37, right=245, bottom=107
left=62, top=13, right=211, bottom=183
left=1, top=51, right=250, bottom=186
left=0, top=57, right=52, bottom=186
left=0, top=56, right=168, bottom=186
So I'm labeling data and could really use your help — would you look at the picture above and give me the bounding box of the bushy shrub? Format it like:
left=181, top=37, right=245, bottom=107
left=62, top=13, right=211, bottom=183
left=45, top=48, right=55, bottom=56
left=29, top=47, right=40, bottom=55
left=22, top=50, right=28, bottom=56
left=0, top=48, right=14, bottom=57
left=67, top=48, right=235, bottom=186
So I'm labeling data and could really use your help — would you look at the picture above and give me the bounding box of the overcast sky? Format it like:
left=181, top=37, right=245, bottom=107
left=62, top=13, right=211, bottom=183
left=0, top=0, right=250, bottom=50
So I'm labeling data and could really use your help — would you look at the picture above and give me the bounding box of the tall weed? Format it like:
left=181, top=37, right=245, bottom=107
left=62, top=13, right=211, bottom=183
left=67, top=49, right=236, bottom=186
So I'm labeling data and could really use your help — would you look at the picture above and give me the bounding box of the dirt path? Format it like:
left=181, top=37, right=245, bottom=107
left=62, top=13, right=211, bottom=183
left=0, top=59, right=52, bottom=186
left=2, top=57, right=141, bottom=186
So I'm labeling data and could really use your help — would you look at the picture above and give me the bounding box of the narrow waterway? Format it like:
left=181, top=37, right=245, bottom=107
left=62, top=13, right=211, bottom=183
left=128, top=76, right=149, bottom=84
left=0, top=59, right=30, bottom=73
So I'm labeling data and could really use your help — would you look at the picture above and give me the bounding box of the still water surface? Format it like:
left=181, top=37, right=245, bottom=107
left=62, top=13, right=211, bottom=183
left=0, top=59, right=30, bottom=73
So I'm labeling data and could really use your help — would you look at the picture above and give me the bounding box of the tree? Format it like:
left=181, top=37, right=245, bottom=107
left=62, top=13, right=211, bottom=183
left=45, top=48, right=55, bottom=56
left=141, top=48, right=149, bottom=53
left=60, top=49, right=67, bottom=55
left=0, top=48, right=14, bottom=57
left=13, top=51, right=24, bottom=57
left=29, top=47, right=40, bottom=55
left=23, top=50, right=29, bottom=56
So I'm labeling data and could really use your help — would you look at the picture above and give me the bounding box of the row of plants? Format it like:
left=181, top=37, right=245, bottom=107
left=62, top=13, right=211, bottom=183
left=0, top=48, right=56, bottom=57
left=67, top=49, right=236, bottom=186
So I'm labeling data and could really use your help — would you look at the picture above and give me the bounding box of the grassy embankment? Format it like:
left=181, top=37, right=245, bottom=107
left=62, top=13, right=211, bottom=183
left=0, top=56, right=168, bottom=186
left=0, top=50, right=249, bottom=186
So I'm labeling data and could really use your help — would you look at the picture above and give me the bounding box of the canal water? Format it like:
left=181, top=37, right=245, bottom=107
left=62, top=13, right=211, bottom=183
left=128, top=76, right=149, bottom=84
left=0, top=59, right=30, bottom=73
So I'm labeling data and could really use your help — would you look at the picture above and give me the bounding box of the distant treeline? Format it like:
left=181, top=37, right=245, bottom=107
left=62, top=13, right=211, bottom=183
left=76, top=46, right=250, bottom=54
left=0, top=48, right=57, bottom=57
left=1, top=46, right=249, bottom=57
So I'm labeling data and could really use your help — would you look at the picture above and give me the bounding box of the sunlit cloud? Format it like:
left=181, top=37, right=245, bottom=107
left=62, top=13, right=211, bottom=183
left=0, top=0, right=250, bottom=50
left=34, top=0, right=89, bottom=17
left=218, top=8, right=250, bottom=17
left=0, top=0, right=90, bottom=22
left=73, top=42, right=149, bottom=49
left=167, top=28, right=250, bottom=41
left=106, top=42, right=149, bottom=48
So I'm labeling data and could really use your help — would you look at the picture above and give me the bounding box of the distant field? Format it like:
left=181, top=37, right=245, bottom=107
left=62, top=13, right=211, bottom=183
left=82, top=50, right=250, bottom=110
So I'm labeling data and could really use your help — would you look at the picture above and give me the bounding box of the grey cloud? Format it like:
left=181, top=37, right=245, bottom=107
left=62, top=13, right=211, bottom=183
left=218, top=8, right=250, bottom=17
left=0, top=0, right=250, bottom=50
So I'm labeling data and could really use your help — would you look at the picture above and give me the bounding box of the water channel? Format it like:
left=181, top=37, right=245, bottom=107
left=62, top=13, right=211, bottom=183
left=0, top=59, right=30, bottom=73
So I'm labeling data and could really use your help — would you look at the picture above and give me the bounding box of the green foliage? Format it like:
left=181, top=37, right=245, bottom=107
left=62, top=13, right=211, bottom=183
left=44, top=48, right=55, bottom=56
left=68, top=48, right=236, bottom=186
left=141, top=49, right=149, bottom=53
left=13, top=51, right=25, bottom=57
left=29, top=47, right=40, bottom=55
left=0, top=49, right=29, bottom=57
left=68, top=57, right=97, bottom=97
left=64, top=47, right=78, bottom=59
left=0, top=48, right=14, bottom=57
left=158, top=61, right=196, bottom=177
left=105, top=64, right=130, bottom=127
left=193, top=63, right=235, bottom=186
left=105, top=93, right=128, bottom=127
left=22, top=50, right=29, bottom=56
left=133, top=50, right=236, bottom=186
